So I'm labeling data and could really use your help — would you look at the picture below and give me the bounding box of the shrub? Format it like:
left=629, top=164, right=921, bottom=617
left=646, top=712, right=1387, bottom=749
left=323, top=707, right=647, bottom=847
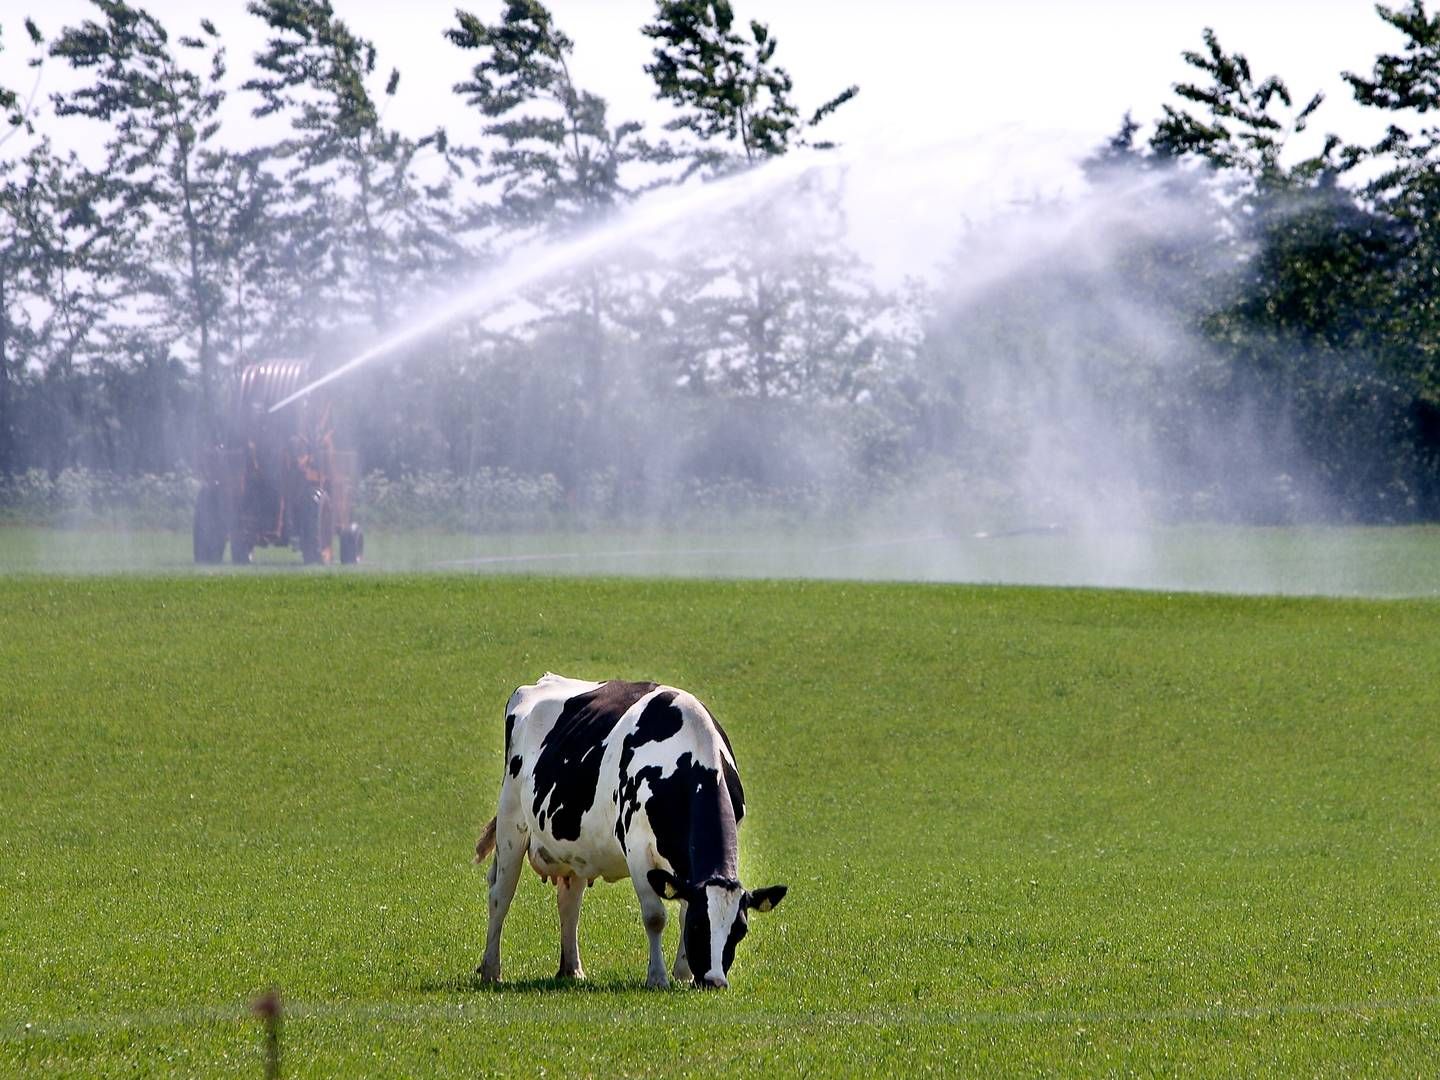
left=0, top=469, right=198, bottom=530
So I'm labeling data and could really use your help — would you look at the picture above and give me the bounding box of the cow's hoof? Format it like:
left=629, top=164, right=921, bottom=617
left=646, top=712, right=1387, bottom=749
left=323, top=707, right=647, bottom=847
left=646, top=972, right=670, bottom=990
left=555, top=967, right=586, bottom=981
left=477, top=963, right=501, bottom=984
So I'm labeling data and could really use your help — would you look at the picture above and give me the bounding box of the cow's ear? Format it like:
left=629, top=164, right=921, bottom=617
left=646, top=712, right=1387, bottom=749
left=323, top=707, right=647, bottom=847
left=747, top=885, right=787, bottom=913
left=647, top=868, right=688, bottom=901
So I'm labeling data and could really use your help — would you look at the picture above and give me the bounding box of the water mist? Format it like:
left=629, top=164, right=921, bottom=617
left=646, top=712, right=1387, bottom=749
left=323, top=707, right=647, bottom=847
left=270, top=130, right=1397, bottom=595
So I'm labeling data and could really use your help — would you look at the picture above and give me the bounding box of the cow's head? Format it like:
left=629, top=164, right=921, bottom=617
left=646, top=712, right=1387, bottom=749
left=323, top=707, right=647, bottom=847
left=648, top=869, right=786, bottom=988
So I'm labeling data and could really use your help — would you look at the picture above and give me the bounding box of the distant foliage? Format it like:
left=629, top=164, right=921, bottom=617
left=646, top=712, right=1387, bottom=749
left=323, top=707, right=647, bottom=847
left=643, top=0, right=856, bottom=168
left=356, top=468, right=567, bottom=532
left=3, top=2, right=1440, bottom=525
left=0, top=468, right=196, bottom=528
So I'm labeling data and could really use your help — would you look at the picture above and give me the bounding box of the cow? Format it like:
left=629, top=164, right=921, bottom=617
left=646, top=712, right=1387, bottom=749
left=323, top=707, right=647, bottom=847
left=473, top=673, right=787, bottom=989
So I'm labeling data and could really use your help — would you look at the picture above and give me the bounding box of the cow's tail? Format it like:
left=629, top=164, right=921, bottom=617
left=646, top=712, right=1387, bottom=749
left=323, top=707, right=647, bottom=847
left=474, top=816, right=498, bottom=865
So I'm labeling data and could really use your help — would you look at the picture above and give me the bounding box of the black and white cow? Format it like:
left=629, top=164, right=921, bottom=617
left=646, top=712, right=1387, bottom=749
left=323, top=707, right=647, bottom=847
left=474, top=673, right=786, bottom=989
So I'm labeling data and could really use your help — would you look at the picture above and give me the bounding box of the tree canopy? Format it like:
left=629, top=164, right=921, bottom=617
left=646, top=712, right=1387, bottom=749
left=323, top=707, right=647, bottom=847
left=2, top=1, right=1440, bottom=525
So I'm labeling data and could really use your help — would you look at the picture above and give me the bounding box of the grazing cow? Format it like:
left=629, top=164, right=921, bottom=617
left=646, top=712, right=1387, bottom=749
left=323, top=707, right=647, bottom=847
left=474, top=673, right=786, bottom=989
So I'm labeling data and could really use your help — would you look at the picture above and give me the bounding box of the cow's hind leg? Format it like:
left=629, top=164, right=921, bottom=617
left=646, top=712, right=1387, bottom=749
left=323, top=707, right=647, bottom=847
left=478, top=783, right=526, bottom=983
left=672, top=900, right=693, bottom=984
left=555, top=874, right=586, bottom=980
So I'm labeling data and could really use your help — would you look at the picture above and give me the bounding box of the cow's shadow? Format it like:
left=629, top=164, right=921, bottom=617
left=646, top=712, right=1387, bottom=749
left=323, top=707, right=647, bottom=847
left=413, top=971, right=670, bottom=995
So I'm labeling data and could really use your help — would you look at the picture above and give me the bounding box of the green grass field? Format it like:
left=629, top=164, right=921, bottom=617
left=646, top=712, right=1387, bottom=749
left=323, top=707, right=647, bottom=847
left=4, top=568, right=1440, bottom=1075
left=6, top=521, right=1440, bottom=595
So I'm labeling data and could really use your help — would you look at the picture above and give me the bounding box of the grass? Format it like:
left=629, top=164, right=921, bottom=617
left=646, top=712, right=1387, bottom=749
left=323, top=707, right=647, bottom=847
left=5, top=520, right=1440, bottom=595
left=3, top=570, right=1440, bottom=1075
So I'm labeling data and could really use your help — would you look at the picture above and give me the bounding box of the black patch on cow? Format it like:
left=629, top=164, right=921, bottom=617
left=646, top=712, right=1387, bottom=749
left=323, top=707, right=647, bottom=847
left=501, top=712, right=517, bottom=780
left=634, top=692, right=686, bottom=750
left=508, top=755, right=522, bottom=777
left=615, top=691, right=682, bottom=848
left=684, top=901, right=710, bottom=983
left=722, top=907, right=748, bottom=975
left=721, top=757, right=745, bottom=823
left=707, top=709, right=746, bottom=823
left=530, top=680, right=657, bottom=842
left=629, top=751, right=738, bottom=886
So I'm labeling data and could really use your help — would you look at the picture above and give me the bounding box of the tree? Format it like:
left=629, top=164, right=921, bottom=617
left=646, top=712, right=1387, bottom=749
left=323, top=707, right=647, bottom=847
left=0, top=18, right=132, bottom=476
left=447, top=1, right=645, bottom=235
left=0, top=133, right=150, bottom=473
left=246, top=0, right=461, bottom=338
left=1341, top=1, right=1440, bottom=511
left=1343, top=0, right=1440, bottom=160
left=643, top=0, right=856, bottom=172
left=649, top=174, right=892, bottom=404
left=0, top=140, right=48, bottom=473
left=634, top=0, right=910, bottom=512
left=1139, top=24, right=1430, bottom=520
left=208, top=146, right=284, bottom=363
left=640, top=0, right=875, bottom=397
left=1344, top=1, right=1440, bottom=395
left=1, top=19, right=44, bottom=143
left=50, top=1, right=236, bottom=429
left=1150, top=26, right=1331, bottom=208
left=443, top=0, right=654, bottom=485
left=242, top=0, right=468, bottom=483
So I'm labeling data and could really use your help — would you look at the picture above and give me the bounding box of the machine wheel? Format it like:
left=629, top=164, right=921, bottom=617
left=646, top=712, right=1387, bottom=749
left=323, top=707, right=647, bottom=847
left=339, top=522, right=364, bottom=565
left=300, top=488, right=332, bottom=565
left=192, top=486, right=226, bottom=564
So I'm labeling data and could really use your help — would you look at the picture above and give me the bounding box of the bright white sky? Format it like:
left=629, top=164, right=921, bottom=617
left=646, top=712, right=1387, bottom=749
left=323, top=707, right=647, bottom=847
left=0, top=1, right=1407, bottom=167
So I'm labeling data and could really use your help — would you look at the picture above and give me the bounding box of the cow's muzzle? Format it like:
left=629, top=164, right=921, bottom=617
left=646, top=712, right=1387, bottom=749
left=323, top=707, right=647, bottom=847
left=696, top=974, right=729, bottom=990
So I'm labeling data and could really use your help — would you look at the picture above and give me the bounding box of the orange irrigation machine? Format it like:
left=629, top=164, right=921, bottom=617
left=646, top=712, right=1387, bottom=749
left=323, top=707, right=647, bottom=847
left=193, top=360, right=363, bottom=565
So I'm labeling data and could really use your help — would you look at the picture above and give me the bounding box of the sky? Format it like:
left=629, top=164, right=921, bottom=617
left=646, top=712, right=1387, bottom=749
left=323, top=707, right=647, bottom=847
left=0, top=1, right=1408, bottom=167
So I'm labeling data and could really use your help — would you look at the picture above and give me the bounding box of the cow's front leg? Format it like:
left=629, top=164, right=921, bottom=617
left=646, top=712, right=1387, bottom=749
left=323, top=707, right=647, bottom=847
left=555, top=874, right=586, bottom=980
left=633, top=881, right=670, bottom=989
left=671, top=899, right=693, bottom=984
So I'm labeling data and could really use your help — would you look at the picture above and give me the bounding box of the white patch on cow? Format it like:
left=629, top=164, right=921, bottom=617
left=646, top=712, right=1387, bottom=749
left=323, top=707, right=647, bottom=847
left=704, top=884, right=744, bottom=987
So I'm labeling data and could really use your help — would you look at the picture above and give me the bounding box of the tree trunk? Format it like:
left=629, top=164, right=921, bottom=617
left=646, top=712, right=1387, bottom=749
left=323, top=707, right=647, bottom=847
left=0, top=258, right=11, bottom=475
left=750, top=268, right=773, bottom=401
left=180, top=160, right=217, bottom=440
left=357, top=155, right=388, bottom=331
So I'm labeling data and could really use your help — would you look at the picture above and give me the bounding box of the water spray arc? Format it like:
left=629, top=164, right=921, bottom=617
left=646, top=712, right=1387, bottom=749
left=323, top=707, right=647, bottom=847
left=267, top=150, right=832, bottom=414
left=248, top=126, right=1356, bottom=596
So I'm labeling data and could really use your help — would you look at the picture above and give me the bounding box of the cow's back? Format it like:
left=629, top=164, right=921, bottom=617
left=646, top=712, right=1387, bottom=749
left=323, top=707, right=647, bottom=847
left=508, top=676, right=657, bottom=841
